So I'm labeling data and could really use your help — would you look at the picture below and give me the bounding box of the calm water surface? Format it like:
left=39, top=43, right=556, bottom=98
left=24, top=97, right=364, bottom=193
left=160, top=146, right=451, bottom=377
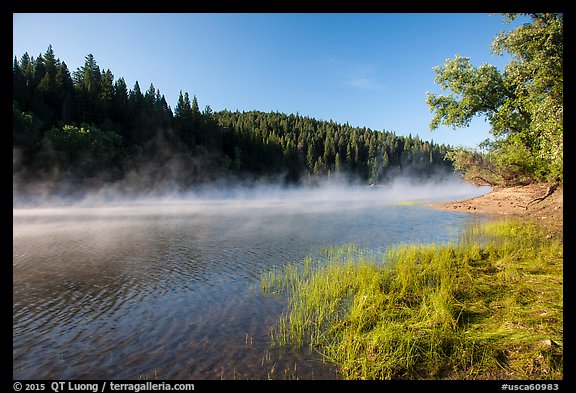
left=13, top=184, right=491, bottom=379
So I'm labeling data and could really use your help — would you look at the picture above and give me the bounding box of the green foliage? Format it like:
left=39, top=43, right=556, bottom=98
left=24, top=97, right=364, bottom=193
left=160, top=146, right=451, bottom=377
left=427, top=14, right=563, bottom=185
left=13, top=101, right=44, bottom=153
left=427, top=57, right=508, bottom=131
left=214, top=110, right=453, bottom=182
left=42, top=124, right=124, bottom=178
left=262, top=221, right=563, bottom=379
left=445, top=140, right=547, bottom=187
left=13, top=46, right=453, bottom=190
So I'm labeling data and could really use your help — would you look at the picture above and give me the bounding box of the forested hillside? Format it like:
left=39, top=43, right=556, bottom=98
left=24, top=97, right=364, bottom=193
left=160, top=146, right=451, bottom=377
left=13, top=46, right=453, bottom=193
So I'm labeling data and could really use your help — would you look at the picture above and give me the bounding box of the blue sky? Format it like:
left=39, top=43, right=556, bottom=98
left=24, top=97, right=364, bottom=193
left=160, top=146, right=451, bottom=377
left=13, top=13, right=529, bottom=148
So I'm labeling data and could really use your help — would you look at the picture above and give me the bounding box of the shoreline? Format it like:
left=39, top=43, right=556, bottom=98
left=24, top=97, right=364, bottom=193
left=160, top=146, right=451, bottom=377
left=263, top=219, right=563, bottom=379
left=262, top=182, right=564, bottom=379
left=428, top=183, right=563, bottom=237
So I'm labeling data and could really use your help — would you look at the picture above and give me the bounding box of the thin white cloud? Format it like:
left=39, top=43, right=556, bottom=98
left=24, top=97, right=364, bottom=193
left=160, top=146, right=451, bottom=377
left=346, top=76, right=387, bottom=91
left=335, top=62, right=387, bottom=91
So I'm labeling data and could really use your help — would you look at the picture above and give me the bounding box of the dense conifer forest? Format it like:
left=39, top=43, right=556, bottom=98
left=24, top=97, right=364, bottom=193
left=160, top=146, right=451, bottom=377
left=13, top=46, right=453, bottom=194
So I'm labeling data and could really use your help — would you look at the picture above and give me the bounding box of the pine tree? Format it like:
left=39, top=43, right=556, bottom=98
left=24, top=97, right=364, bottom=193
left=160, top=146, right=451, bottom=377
left=101, top=70, right=114, bottom=101
left=72, top=54, right=103, bottom=123
left=13, top=57, right=26, bottom=106
left=55, top=61, right=74, bottom=123
left=175, top=91, right=195, bottom=148
left=191, top=95, right=200, bottom=122
left=334, top=152, right=342, bottom=173
left=73, top=54, right=101, bottom=95
left=110, top=77, right=128, bottom=127
left=174, top=91, right=189, bottom=119
left=38, top=46, right=56, bottom=95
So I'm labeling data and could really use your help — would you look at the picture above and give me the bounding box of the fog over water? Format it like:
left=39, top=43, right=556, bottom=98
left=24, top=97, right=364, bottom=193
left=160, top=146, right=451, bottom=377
left=13, top=175, right=491, bottom=379
left=13, top=175, right=490, bottom=213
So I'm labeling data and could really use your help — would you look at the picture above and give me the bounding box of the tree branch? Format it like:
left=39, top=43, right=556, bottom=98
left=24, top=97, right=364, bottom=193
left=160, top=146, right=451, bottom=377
left=524, top=184, right=557, bottom=210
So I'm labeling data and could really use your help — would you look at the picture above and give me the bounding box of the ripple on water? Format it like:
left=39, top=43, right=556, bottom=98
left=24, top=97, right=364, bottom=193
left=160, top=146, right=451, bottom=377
left=13, top=196, right=489, bottom=379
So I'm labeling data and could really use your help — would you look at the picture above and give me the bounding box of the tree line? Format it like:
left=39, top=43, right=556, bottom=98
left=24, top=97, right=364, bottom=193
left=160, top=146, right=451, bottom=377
left=13, top=45, right=453, bottom=193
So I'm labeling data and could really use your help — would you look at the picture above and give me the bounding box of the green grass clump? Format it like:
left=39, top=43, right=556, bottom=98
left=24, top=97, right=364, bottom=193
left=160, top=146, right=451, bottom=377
left=261, top=221, right=563, bottom=380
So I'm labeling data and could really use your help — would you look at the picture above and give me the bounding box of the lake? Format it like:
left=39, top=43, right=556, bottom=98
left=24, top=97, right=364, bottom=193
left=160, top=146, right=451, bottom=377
left=13, top=180, right=491, bottom=379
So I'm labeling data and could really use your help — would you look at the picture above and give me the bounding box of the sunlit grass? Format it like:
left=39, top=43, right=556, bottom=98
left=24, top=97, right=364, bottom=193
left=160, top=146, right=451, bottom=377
left=261, top=221, right=563, bottom=379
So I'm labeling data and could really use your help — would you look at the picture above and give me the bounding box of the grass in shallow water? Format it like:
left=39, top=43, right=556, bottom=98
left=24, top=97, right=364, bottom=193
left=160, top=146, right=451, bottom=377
left=261, top=221, right=563, bottom=380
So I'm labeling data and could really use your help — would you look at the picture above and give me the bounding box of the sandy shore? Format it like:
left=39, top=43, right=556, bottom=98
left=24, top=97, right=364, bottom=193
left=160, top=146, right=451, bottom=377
left=428, top=183, right=563, bottom=236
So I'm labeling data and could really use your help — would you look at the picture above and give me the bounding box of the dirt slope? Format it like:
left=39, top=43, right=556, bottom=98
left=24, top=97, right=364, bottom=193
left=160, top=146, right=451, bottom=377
left=429, top=183, right=563, bottom=237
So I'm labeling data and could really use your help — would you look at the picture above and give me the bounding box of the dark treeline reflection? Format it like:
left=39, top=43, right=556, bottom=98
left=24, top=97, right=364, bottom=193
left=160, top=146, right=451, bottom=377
left=14, top=46, right=454, bottom=199
left=13, top=182, right=490, bottom=379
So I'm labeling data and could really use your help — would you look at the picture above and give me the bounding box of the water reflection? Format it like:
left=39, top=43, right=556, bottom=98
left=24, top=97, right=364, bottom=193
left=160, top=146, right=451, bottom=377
left=13, top=187, right=489, bottom=379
